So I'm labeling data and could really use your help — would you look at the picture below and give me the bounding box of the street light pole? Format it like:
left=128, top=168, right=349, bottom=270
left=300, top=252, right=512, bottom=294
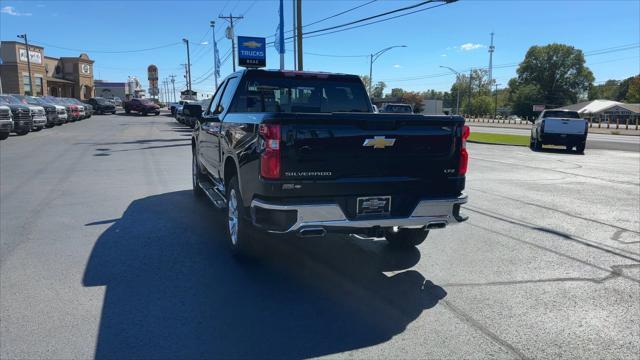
left=17, top=34, right=34, bottom=96
left=494, top=83, right=501, bottom=120
left=440, top=65, right=461, bottom=115
left=182, top=39, right=192, bottom=94
left=368, top=45, right=407, bottom=97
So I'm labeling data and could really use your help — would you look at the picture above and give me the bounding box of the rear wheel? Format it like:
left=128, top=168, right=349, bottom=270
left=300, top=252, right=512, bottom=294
left=576, top=142, right=586, bottom=154
left=384, top=227, right=429, bottom=248
left=227, top=176, right=254, bottom=256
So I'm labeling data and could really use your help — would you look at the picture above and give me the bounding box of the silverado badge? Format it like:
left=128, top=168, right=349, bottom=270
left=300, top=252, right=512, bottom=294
left=363, top=136, right=396, bottom=149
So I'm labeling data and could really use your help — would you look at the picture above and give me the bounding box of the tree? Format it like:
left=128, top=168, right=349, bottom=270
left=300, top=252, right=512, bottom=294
left=359, top=75, right=371, bottom=94
left=401, top=91, right=424, bottom=113
left=589, top=80, right=620, bottom=100
left=511, top=44, right=594, bottom=107
left=390, top=88, right=405, bottom=98
left=372, top=81, right=386, bottom=99
left=625, top=75, right=640, bottom=103
left=508, top=83, right=545, bottom=117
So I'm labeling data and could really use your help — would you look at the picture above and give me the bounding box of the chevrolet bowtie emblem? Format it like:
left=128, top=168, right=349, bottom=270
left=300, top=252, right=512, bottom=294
left=363, top=136, right=396, bottom=149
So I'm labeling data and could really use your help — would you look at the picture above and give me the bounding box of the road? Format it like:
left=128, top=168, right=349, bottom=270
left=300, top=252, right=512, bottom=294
left=470, top=125, right=640, bottom=152
left=1, top=113, right=639, bottom=359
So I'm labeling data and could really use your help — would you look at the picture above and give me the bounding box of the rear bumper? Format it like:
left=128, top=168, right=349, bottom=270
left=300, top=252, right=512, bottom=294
left=251, top=194, right=468, bottom=234
left=541, top=133, right=586, bottom=145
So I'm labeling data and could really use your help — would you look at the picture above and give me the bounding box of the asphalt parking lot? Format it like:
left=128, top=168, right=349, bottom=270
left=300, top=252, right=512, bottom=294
left=1, top=113, right=639, bottom=359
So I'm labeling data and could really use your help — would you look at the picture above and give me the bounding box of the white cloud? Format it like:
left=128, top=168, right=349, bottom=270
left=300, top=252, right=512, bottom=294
left=459, top=43, right=485, bottom=51
left=1, top=6, right=32, bottom=16
left=441, top=54, right=447, bottom=57
left=393, top=64, right=401, bottom=68
left=36, top=3, right=46, bottom=8
left=200, top=41, right=209, bottom=45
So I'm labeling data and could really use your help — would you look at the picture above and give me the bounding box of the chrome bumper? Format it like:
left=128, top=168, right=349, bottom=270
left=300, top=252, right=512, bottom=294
left=32, top=116, right=47, bottom=126
left=251, top=194, right=468, bottom=234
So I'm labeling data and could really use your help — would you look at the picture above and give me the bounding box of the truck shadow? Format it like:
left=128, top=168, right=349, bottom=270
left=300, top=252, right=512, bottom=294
left=83, top=190, right=445, bottom=359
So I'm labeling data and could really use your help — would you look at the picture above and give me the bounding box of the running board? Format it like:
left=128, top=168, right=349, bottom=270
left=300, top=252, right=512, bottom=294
left=199, top=181, right=227, bottom=208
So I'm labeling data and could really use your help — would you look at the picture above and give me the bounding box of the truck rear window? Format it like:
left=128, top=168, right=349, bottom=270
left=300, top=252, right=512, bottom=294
left=232, top=75, right=370, bottom=113
left=543, top=111, right=580, bottom=118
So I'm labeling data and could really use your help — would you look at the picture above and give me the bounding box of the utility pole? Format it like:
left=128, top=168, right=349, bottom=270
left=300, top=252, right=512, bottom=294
left=296, top=0, right=303, bottom=70
left=169, top=75, right=176, bottom=102
left=210, top=20, right=219, bottom=89
left=494, top=83, right=501, bottom=120
left=219, top=13, right=243, bottom=72
left=488, top=32, right=495, bottom=85
left=292, top=0, right=297, bottom=70
left=467, top=69, right=473, bottom=116
left=182, top=39, right=192, bottom=94
left=17, top=34, right=34, bottom=96
left=278, top=0, right=285, bottom=70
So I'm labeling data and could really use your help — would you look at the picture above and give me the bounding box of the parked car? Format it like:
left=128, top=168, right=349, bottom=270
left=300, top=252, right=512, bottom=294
left=84, top=97, right=116, bottom=115
left=46, top=97, right=81, bottom=122
left=379, top=103, right=413, bottom=113
left=13, top=95, right=61, bottom=127
left=0, top=95, right=32, bottom=135
left=37, top=97, right=68, bottom=124
left=123, top=98, right=160, bottom=116
left=530, top=109, right=588, bottom=153
left=169, top=100, right=195, bottom=116
left=0, top=105, right=13, bottom=140
left=112, top=97, right=123, bottom=107
left=188, top=69, right=469, bottom=256
left=9, top=95, right=46, bottom=131
left=61, top=98, right=88, bottom=119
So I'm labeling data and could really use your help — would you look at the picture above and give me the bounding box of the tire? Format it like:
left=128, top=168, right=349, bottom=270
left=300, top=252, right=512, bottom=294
left=15, top=129, right=29, bottom=136
left=125, top=108, right=130, bottom=114
left=533, top=137, right=542, bottom=151
left=565, top=145, right=574, bottom=151
left=576, top=142, right=586, bottom=154
left=111, top=111, right=116, bottom=115
left=32, top=127, right=42, bottom=132
left=142, top=110, right=148, bottom=116
left=0, top=132, right=9, bottom=140
left=226, top=176, right=254, bottom=256
left=192, top=152, right=205, bottom=198
left=384, top=227, right=429, bottom=248
left=155, top=112, right=160, bottom=116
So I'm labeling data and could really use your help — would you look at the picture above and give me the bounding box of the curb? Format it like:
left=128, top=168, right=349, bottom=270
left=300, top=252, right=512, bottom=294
left=467, top=140, right=526, bottom=147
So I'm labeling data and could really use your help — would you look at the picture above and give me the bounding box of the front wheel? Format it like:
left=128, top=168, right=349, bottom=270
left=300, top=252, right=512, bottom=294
left=384, top=227, right=429, bottom=248
left=227, top=176, right=254, bottom=256
left=0, top=132, right=9, bottom=140
left=192, top=152, right=205, bottom=198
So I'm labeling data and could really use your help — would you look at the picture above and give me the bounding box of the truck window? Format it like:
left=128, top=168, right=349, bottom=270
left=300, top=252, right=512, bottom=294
left=219, top=76, right=240, bottom=114
left=207, top=79, right=228, bottom=115
left=232, top=75, right=370, bottom=113
left=542, top=111, right=580, bottom=118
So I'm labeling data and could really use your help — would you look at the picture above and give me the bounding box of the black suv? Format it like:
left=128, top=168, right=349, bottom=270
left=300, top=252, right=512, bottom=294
left=85, top=97, right=116, bottom=115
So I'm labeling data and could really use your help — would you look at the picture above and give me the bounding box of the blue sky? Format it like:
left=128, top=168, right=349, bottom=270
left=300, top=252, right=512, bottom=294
left=1, top=0, right=639, bottom=98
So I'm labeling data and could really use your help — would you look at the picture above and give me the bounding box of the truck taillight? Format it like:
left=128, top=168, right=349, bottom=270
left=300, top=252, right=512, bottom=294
left=259, top=124, right=281, bottom=179
left=459, top=125, right=470, bottom=176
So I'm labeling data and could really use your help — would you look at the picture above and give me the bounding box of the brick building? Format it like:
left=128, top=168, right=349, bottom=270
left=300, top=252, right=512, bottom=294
left=0, top=41, right=94, bottom=99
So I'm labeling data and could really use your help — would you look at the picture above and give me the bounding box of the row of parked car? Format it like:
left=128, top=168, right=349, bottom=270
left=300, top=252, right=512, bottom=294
left=170, top=99, right=210, bottom=128
left=0, top=95, right=117, bottom=140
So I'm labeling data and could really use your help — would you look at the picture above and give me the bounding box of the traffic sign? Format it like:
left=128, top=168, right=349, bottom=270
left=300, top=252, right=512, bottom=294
left=237, top=36, right=266, bottom=68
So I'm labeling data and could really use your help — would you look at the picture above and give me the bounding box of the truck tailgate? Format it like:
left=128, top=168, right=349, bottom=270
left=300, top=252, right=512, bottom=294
left=543, top=118, right=586, bottom=135
left=278, top=113, right=463, bottom=180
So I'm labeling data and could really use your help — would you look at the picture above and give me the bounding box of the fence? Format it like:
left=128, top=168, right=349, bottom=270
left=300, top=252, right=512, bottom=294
left=463, top=114, right=640, bottom=130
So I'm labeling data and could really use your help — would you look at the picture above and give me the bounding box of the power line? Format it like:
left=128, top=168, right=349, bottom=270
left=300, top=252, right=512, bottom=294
left=30, top=40, right=181, bottom=54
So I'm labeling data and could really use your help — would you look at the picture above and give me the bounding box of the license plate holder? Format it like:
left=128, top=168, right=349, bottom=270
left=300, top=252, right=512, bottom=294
left=357, top=196, right=391, bottom=216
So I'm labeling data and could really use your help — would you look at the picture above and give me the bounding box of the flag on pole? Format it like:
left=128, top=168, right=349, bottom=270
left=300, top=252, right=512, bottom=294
left=214, top=39, right=221, bottom=78
left=275, top=0, right=285, bottom=55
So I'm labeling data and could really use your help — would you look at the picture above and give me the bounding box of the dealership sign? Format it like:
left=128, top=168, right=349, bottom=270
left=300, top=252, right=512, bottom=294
left=237, top=36, right=266, bottom=68
left=19, top=48, right=42, bottom=64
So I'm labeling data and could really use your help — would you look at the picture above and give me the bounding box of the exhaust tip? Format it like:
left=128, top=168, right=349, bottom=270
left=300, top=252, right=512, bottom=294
left=426, top=222, right=447, bottom=230
left=297, top=227, right=327, bottom=238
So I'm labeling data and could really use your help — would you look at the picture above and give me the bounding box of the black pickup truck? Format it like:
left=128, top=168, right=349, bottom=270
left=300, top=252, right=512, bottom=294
left=187, top=69, right=469, bottom=255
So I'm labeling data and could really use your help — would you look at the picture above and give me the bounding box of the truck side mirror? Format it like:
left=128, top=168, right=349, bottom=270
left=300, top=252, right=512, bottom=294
left=183, top=104, right=202, bottom=119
